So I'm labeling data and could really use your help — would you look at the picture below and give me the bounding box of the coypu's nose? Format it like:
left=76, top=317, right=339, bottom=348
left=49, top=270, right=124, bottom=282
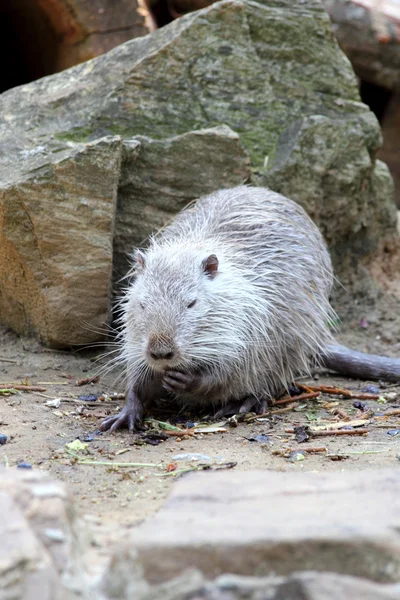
left=147, top=334, right=177, bottom=363
left=150, top=350, right=175, bottom=361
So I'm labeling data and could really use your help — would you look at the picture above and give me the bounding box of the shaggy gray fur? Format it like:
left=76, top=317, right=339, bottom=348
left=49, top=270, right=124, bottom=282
left=120, top=186, right=335, bottom=408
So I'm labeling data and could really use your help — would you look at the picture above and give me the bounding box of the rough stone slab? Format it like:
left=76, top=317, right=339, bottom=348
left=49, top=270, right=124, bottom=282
left=0, top=491, right=61, bottom=600
left=0, top=0, right=399, bottom=343
left=101, top=561, right=400, bottom=599
left=282, top=571, right=400, bottom=600
left=129, top=468, right=400, bottom=585
left=113, top=125, right=251, bottom=286
left=0, top=0, right=396, bottom=276
left=0, top=470, right=86, bottom=600
left=0, top=136, right=121, bottom=346
left=0, top=0, right=360, bottom=168
left=265, top=114, right=397, bottom=264
left=211, top=571, right=400, bottom=600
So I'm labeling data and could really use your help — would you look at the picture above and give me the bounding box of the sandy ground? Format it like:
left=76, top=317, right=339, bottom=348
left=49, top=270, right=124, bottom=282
left=1, top=323, right=400, bottom=572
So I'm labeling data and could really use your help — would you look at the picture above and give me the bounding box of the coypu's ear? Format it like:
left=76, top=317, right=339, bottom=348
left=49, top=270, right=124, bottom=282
left=202, top=254, right=218, bottom=278
left=133, top=250, right=146, bottom=271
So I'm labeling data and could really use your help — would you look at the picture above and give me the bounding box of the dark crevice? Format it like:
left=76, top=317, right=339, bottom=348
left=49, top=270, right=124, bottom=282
left=0, top=0, right=59, bottom=93
left=0, top=0, right=183, bottom=93
left=359, top=79, right=393, bottom=123
left=145, top=0, right=175, bottom=27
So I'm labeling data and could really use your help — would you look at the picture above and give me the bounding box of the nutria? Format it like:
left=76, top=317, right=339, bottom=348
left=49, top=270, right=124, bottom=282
left=100, top=186, right=400, bottom=432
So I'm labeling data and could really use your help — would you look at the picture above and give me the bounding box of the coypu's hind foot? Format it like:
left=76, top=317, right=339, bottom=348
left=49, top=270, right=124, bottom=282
left=100, top=389, right=144, bottom=432
left=214, top=396, right=270, bottom=419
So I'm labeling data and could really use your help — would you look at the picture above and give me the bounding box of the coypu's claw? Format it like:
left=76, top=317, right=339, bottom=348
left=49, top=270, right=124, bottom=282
left=162, top=370, right=199, bottom=393
left=100, top=408, right=140, bottom=432
left=239, top=396, right=269, bottom=414
left=99, top=390, right=144, bottom=432
left=214, top=396, right=270, bottom=419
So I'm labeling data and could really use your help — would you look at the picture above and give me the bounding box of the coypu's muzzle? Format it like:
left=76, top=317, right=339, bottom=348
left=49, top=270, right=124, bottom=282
left=146, top=333, right=180, bottom=368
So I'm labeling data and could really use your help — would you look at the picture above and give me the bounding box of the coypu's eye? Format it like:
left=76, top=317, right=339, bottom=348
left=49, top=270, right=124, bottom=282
left=187, top=299, right=197, bottom=308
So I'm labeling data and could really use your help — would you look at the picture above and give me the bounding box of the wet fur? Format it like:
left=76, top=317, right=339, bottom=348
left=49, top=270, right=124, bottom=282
left=120, top=186, right=336, bottom=410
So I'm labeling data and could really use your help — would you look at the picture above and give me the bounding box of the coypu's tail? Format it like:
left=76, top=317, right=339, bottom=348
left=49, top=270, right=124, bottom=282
left=322, top=344, right=400, bottom=383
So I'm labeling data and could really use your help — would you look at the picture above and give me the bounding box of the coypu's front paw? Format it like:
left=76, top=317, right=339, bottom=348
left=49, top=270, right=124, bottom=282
left=162, top=370, right=200, bottom=394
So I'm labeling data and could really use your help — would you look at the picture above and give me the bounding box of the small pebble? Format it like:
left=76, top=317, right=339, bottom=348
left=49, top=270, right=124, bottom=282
left=0, top=434, right=7, bottom=445
left=247, top=435, right=270, bottom=444
left=17, top=462, right=32, bottom=469
left=173, top=453, right=214, bottom=462
left=44, top=528, right=65, bottom=542
left=289, top=451, right=305, bottom=462
left=353, top=401, right=367, bottom=411
left=288, top=385, right=301, bottom=396
left=293, top=425, right=310, bottom=443
left=361, top=385, right=380, bottom=394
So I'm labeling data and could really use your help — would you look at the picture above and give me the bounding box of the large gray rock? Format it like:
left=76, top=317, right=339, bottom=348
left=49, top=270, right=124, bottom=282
left=0, top=0, right=398, bottom=344
left=114, top=125, right=251, bottom=289
left=0, top=0, right=362, bottom=164
left=127, top=468, right=400, bottom=585
left=265, top=115, right=396, bottom=264
left=0, top=470, right=87, bottom=600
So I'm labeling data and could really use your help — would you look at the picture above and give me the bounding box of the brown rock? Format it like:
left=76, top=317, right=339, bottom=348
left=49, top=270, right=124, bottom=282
left=129, top=468, right=400, bottom=585
left=30, top=0, right=152, bottom=72
left=324, top=0, right=400, bottom=91
left=379, top=93, right=400, bottom=208
left=0, top=136, right=121, bottom=346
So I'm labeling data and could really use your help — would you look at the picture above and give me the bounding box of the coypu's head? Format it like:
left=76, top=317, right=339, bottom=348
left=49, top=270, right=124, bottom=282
left=122, top=243, right=239, bottom=374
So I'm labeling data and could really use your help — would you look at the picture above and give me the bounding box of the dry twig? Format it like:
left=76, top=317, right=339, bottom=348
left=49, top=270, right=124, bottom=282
left=275, top=391, right=320, bottom=405
left=0, top=385, right=47, bottom=392
left=285, top=427, right=369, bottom=437
left=296, top=383, right=379, bottom=400
left=272, top=446, right=326, bottom=456
left=76, top=376, right=100, bottom=386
